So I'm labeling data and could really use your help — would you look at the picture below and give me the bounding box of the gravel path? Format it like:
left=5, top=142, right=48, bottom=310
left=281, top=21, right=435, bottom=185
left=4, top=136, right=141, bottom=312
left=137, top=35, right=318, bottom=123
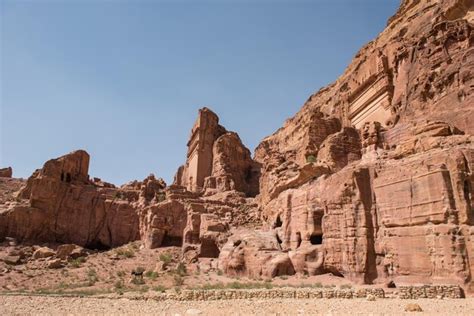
left=1, top=295, right=474, bottom=315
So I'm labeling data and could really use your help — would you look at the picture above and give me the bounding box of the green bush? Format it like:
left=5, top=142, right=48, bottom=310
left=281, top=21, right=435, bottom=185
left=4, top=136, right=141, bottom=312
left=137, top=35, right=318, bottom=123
left=156, top=192, right=166, bottom=202
left=87, top=268, right=99, bottom=286
left=145, top=270, right=158, bottom=280
left=69, top=256, right=86, bottom=268
left=306, top=155, right=317, bottom=163
left=114, top=279, right=124, bottom=290
left=159, top=253, right=172, bottom=264
left=133, top=266, right=145, bottom=274
left=115, top=248, right=135, bottom=259
left=175, top=262, right=187, bottom=277
left=153, top=285, right=167, bottom=293
left=131, top=276, right=145, bottom=285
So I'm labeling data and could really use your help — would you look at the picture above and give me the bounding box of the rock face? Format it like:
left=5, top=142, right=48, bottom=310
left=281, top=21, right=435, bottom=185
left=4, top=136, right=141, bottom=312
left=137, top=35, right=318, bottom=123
left=0, top=167, right=12, bottom=178
left=244, top=0, right=474, bottom=287
left=218, top=230, right=295, bottom=278
left=174, top=107, right=259, bottom=197
left=0, top=0, right=473, bottom=292
left=0, top=150, right=142, bottom=248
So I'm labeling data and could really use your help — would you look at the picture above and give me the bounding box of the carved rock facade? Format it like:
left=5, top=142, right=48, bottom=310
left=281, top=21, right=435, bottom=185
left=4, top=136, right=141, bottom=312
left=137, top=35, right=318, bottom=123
left=0, top=0, right=473, bottom=293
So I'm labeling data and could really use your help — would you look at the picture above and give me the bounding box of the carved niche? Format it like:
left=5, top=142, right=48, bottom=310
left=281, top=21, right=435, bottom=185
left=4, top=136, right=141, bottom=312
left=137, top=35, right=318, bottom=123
left=347, top=52, right=394, bottom=129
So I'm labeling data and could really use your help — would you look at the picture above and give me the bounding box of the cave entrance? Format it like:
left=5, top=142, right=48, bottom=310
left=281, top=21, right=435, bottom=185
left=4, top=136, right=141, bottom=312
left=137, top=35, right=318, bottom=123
left=85, top=241, right=110, bottom=251
left=310, top=233, right=323, bottom=245
left=161, top=233, right=183, bottom=247
left=200, top=239, right=220, bottom=258
left=274, top=215, right=282, bottom=228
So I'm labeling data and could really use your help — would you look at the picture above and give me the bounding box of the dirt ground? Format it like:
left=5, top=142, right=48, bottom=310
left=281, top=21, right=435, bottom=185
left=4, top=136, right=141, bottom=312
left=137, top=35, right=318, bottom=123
left=1, top=295, right=473, bottom=315
left=0, top=242, right=359, bottom=295
left=1, top=241, right=474, bottom=315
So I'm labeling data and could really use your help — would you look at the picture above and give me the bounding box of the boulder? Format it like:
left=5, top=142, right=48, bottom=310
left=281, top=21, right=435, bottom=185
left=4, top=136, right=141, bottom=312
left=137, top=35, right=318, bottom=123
left=218, top=229, right=295, bottom=278
left=56, top=244, right=87, bottom=260
left=2, top=255, right=21, bottom=265
left=32, top=247, right=55, bottom=259
left=47, top=258, right=63, bottom=269
left=404, top=304, right=423, bottom=312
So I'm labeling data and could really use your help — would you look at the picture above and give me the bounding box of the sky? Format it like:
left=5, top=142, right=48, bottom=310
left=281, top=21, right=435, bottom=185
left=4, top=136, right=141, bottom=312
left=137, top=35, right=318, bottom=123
left=1, top=0, right=400, bottom=185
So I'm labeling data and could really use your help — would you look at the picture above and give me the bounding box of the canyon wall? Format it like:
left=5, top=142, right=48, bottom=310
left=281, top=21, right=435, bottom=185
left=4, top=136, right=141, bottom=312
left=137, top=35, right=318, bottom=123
left=0, top=0, right=473, bottom=291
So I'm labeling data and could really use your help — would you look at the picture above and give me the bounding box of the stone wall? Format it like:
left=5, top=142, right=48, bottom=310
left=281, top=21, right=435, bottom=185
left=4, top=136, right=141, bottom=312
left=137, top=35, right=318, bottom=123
left=148, top=287, right=386, bottom=301
left=398, top=285, right=464, bottom=299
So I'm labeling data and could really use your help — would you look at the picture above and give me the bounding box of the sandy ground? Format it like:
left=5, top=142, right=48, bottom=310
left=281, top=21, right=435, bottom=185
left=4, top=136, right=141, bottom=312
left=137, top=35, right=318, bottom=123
left=1, top=296, right=473, bottom=315
left=0, top=242, right=357, bottom=295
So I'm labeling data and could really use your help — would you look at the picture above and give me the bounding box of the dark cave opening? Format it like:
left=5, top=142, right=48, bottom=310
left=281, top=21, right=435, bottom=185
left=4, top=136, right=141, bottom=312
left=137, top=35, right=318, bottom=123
left=161, top=234, right=183, bottom=247
left=274, top=215, right=282, bottom=228
left=310, top=233, right=323, bottom=245
left=199, top=239, right=220, bottom=258
left=85, top=241, right=110, bottom=251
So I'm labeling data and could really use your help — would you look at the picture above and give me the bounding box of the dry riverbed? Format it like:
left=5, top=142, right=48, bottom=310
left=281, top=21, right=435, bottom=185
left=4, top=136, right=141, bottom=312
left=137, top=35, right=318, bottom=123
left=1, top=295, right=474, bottom=315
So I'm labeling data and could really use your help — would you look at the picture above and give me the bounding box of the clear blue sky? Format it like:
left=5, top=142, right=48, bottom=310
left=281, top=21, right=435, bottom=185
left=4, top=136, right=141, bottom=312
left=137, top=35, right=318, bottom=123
left=1, top=0, right=400, bottom=185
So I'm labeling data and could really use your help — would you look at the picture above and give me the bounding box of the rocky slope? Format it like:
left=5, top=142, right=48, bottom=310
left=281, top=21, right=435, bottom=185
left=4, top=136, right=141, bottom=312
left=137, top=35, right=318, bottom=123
left=1, top=0, right=473, bottom=294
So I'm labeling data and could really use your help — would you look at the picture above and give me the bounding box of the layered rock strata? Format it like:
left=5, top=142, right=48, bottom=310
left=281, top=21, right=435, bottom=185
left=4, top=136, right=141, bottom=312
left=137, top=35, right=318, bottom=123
left=0, top=0, right=473, bottom=292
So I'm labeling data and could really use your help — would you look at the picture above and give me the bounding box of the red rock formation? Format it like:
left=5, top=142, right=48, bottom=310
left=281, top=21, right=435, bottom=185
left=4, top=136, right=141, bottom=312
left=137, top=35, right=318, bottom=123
left=236, top=0, right=474, bottom=289
left=0, top=150, right=142, bottom=248
left=0, top=0, right=473, bottom=292
left=174, top=108, right=227, bottom=192
left=0, top=167, right=12, bottom=178
left=175, top=107, right=259, bottom=197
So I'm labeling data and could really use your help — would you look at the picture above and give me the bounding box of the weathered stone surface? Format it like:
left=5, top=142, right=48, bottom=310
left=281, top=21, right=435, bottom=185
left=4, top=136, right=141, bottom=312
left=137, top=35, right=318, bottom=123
left=139, top=200, right=187, bottom=249
left=241, top=0, right=474, bottom=289
left=203, top=132, right=260, bottom=197
left=32, top=247, right=55, bottom=259
left=0, top=167, right=12, bottom=178
left=174, top=108, right=227, bottom=192
left=0, top=0, right=473, bottom=293
left=175, top=108, right=260, bottom=197
left=218, top=229, right=295, bottom=278
left=56, top=244, right=87, bottom=260
left=0, top=150, right=141, bottom=248
left=2, top=255, right=21, bottom=265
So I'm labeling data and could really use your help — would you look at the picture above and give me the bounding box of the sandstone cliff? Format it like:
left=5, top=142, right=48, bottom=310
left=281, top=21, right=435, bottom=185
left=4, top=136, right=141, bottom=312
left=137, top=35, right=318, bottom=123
left=0, top=0, right=473, bottom=292
left=243, top=0, right=474, bottom=287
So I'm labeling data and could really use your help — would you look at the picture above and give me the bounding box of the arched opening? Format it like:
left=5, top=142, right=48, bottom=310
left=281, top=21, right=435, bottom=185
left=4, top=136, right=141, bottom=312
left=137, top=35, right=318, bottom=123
left=387, top=280, right=396, bottom=288
left=200, top=239, right=220, bottom=258
left=274, top=215, right=282, bottom=228
left=66, top=173, right=72, bottom=183
left=310, top=233, right=323, bottom=245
